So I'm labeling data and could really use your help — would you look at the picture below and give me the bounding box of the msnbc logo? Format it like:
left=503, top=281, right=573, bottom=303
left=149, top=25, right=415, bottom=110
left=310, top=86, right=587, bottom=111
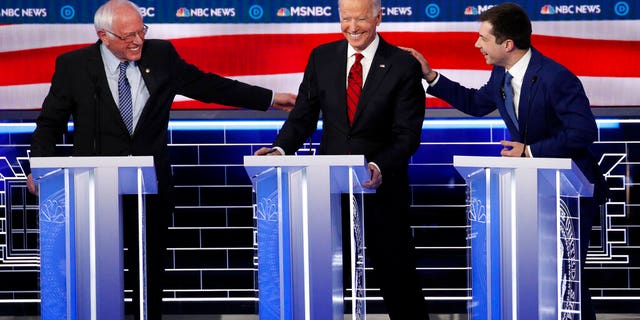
left=277, top=8, right=291, bottom=16
left=275, top=6, right=332, bottom=17
left=464, top=5, right=494, bottom=15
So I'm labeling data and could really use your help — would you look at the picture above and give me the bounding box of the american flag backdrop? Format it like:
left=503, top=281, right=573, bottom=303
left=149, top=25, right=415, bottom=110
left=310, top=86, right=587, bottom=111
left=1, top=1, right=639, bottom=111
left=1, top=2, right=640, bottom=314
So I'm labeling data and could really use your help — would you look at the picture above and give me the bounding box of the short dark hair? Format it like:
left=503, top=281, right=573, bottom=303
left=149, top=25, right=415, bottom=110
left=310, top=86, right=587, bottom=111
left=479, top=2, right=532, bottom=49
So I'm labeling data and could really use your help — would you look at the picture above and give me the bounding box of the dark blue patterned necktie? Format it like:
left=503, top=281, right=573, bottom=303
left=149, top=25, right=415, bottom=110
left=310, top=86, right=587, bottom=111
left=118, top=61, right=134, bottom=134
left=503, top=71, right=518, bottom=130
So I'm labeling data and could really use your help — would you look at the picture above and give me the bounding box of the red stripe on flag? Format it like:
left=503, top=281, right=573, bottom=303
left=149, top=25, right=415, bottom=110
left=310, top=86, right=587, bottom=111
left=0, top=43, right=88, bottom=86
left=1, top=32, right=638, bottom=86
left=171, top=33, right=343, bottom=76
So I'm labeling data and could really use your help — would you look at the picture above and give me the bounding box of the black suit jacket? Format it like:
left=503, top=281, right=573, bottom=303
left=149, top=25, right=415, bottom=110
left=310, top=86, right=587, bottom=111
left=31, top=39, right=273, bottom=188
left=274, top=37, right=425, bottom=175
left=273, top=37, right=430, bottom=318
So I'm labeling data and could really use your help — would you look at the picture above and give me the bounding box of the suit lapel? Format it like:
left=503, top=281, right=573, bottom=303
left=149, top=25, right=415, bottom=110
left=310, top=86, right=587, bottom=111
left=137, top=54, right=158, bottom=96
left=87, top=42, right=134, bottom=135
left=518, top=48, right=543, bottom=134
left=132, top=46, right=160, bottom=135
left=88, top=42, right=116, bottom=108
left=332, top=41, right=350, bottom=127
left=353, top=38, right=391, bottom=125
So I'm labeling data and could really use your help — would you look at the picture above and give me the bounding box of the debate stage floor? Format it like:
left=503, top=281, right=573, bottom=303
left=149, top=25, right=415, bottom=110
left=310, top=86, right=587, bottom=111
left=2, top=315, right=639, bottom=319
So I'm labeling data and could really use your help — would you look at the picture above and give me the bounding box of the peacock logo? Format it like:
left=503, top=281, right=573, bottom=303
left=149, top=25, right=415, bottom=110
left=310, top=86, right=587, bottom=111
left=540, top=5, right=556, bottom=15
left=176, top=7, right=190, bottom=17
left=464, top=6, right=479, bottom=15
left=277, top=8, right=291, bottom=17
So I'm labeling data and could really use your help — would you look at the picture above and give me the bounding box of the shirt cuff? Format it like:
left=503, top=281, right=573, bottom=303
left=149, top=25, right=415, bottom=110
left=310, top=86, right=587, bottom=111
left=427, top=72, right=440, bottom=87
left=368, top=161, right=381, bottom=176
left=272, top=146, right=285, bottom=155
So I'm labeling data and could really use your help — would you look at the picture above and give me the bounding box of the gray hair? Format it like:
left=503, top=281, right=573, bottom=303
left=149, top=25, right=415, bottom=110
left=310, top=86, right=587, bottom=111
left=94, top=0, right=142, bottom=32
left=338, top=0, right=382, bottom=16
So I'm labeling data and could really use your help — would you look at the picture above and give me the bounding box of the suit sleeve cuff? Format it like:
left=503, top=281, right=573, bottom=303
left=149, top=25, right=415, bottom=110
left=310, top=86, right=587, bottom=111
left=426, top=71, right=440, bottom=86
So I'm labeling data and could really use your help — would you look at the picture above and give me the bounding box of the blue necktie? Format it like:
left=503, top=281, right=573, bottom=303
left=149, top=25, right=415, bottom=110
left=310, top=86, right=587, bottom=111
left=118, top=61, right=134, bottom=134
left=503, top=71, right=518, bottom=130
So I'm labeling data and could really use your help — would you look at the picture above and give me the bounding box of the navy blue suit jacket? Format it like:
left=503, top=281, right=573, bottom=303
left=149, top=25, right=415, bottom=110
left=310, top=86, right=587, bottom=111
left=428, top=48, right=607, bottom=201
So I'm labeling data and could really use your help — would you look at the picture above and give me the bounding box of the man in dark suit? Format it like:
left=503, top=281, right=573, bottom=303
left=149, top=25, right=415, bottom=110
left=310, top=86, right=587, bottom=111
left=26, top=0, right=295, bottom=318
left=404, top=3, right=607, bottom=319
left=254, top=0, right=430, bottom=318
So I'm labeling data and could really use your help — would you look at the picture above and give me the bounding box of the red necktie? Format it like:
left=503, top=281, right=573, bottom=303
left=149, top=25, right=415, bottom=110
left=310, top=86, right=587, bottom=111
left=347, top=53, right=364, bottom=125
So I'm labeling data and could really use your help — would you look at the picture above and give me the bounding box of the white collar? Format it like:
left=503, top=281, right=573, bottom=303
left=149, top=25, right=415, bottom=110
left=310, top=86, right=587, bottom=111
left=100, top=42, right=133, bottom=74
left=506, top=48, right=532, bottom=81
left=347, top=34, right=380, bottom=60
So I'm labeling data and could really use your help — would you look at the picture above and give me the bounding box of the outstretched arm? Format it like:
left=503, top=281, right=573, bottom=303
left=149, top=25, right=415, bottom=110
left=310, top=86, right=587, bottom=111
left=400, top=47, right=438, bottom=82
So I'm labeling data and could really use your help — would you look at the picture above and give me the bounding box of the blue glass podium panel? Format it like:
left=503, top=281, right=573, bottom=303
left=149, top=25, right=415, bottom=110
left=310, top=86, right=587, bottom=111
left=254, top=168, right=293, bottom=319
left=454, top=156, right=592, bottom=320
left=37, top=169, right=76, bottom=319
left=30, top=156, right=157, bottom=320
left=244, top=155, right=371, bottom=320
left=348, top=171, right=367, bottom=319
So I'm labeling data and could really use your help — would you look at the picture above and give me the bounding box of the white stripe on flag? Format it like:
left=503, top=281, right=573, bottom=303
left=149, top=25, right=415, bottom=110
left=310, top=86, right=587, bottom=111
left=2, top=20, right=639, bottom=53
left=2, top=72, right=638, bottom=110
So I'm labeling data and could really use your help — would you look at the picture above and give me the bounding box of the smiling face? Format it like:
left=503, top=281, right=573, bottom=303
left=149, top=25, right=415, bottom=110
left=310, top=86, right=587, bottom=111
left=339, top=0, right=381, bottom=52
left=98, top=3, right=144, bottom=62
left=474, top=21, right=509, bottom=67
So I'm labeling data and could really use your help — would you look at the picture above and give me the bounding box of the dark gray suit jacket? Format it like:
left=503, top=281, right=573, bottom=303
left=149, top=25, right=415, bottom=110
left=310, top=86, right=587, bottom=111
left=31, top=39, right=273, bottom=188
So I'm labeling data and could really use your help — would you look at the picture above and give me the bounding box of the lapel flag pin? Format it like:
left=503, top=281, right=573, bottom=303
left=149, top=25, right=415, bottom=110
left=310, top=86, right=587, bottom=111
left=380, top=64, right=385, bottom=68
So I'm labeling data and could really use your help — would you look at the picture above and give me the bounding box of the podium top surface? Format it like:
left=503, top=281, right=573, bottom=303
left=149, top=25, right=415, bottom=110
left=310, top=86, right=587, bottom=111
left=244, top=155, right=367, bottom=168
left=30, top=156, right=157, bottom=194
left=453, top=155, right=593, bottom=196
left=453, top=155, right=573, bottom=170
left=30, top=156, right=155, bottom=169
left=244, top=155, right=371, bottom=193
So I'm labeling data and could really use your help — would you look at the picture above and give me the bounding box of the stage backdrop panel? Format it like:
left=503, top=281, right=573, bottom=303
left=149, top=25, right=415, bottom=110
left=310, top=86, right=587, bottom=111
left=1, top=0, right=639, bottom=113
left=0, top=118, right=638, bottom=315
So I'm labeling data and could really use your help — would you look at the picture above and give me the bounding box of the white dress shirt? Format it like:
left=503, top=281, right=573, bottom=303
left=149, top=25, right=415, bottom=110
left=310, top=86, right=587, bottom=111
left=100, top=44, right=150, bottom=133
left=505, top=48, right=532, bottom=118
left=346, top=34, right=380, bottom=88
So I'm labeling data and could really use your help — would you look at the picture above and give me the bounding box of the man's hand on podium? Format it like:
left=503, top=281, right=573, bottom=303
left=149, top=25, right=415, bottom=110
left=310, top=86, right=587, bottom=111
left=254, top=147, right=283, bottom=156
left=500, top=140, right=528, bottom=157
left=362, top=163, right=382, bottom=190
left=26, top=173, right=39, bottom=195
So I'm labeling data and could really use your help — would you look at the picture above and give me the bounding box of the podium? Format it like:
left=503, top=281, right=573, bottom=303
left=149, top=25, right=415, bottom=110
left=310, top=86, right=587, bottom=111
left=30, top=156, right=157, bottom=320
left=453, top=156, right=593, bottom=320
left=244, top=155, right=372, bottom=320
